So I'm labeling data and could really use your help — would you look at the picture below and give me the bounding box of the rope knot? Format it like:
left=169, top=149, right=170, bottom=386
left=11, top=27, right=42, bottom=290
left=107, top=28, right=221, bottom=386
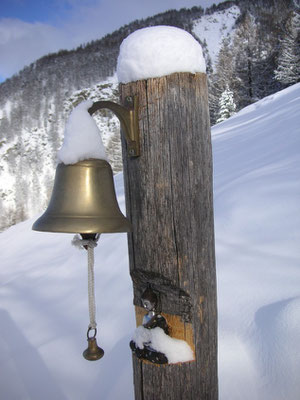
left=72, top=234, right=99, bottom=250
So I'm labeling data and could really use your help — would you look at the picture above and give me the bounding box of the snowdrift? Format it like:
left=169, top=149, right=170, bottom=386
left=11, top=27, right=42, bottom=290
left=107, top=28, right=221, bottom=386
left=0, top=83, right=299, bottom=399
left=213, top=83, right=300, bottom=400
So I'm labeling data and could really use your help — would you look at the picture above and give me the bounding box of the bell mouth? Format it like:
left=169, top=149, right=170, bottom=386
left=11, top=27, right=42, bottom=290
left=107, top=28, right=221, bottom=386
left=32, top=215, right=132, bottom=234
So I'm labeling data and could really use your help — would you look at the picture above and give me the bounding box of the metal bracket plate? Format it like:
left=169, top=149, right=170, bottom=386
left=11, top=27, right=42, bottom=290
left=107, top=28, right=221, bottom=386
left=88, top=96, right=140, bottom=157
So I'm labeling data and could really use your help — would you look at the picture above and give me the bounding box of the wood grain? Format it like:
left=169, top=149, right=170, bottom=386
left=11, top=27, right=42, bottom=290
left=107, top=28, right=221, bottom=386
left=120, top=72, right=218, bottom=400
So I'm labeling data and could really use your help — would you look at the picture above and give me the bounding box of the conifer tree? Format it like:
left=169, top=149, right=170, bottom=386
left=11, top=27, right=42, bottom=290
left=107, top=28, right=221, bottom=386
left=216, top=84, right=236, bottom=123
left=275, top=9, right=300, bottom=85
left=209, top=37, right=235, bottom=124
left=232, top=13, right=259, bottom=109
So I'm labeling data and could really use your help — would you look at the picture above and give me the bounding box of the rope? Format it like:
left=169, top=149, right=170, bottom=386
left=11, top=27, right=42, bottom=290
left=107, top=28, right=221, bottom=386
left=72, top=234, right=99, bottom=331
left=71, top=234, right=98, bottom=250
left=87, top=245, right=97, bottom=329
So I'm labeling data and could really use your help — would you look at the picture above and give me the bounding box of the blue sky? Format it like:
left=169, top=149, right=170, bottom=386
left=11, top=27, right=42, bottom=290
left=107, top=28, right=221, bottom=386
left=0, top=0, right=72, bottom=23
left=0, top=0, right=220, bottom=82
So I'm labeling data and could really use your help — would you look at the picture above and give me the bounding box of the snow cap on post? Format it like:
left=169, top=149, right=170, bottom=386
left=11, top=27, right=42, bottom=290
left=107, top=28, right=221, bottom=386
left=117, top=26, right=206, bottom=83
left=57, top=100, right=108, bottom=165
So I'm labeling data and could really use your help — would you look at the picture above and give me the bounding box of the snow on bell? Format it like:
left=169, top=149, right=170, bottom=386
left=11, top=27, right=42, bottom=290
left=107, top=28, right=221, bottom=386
left=32, top=158, right=131, bottom=234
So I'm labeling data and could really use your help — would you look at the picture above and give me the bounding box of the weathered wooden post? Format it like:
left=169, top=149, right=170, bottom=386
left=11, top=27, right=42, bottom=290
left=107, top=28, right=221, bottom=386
left=119, top=27, right=218, bottom=399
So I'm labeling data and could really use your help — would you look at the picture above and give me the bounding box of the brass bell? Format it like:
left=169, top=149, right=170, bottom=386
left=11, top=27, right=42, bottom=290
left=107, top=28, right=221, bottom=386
left=83, top=328, right=104, bottom=361
left=32, top=158, right=131, bottom=234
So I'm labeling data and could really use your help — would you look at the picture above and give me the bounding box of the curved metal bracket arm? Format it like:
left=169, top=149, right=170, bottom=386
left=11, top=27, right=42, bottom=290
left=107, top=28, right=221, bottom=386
left=88, top=96, right=140, bottom=157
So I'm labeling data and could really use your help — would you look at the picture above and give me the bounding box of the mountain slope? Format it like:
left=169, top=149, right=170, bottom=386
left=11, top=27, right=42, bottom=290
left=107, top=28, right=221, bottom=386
left=0, top=0, right=295, bottom=231
left=192, top=5, right=241, bottom=69
left=0, top=83, right=299, bottom=399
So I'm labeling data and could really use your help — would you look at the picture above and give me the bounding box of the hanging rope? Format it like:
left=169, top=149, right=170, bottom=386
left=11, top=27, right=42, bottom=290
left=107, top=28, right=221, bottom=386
left=72, top=234, right=99, bottom=331
left=87, top=244, right=97, bottom=329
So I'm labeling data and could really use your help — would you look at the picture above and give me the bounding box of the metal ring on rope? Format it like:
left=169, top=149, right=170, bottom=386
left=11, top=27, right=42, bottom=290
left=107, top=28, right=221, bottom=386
left=87, top=327, right=97, bottom=339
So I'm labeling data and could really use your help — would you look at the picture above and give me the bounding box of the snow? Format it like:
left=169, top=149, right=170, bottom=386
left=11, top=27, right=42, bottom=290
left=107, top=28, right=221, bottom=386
left=0, top=174, right=134, bottom=400
left=132, top=326, right=194, bottom=364
left=0, top=99, right=12, bottom=120
left=57, top=100, right=108, bottom=165
left=0, top=83, right=300, bottom=399
left=117, top=26, right=206, bottom=83
left=192, top=5, right=240, bottom=69
left=213, top=83, right=300, bottom=400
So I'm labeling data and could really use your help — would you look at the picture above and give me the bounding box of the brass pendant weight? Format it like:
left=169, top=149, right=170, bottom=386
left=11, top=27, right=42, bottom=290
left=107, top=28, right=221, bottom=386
left=83, top=328, right=104, bottom=361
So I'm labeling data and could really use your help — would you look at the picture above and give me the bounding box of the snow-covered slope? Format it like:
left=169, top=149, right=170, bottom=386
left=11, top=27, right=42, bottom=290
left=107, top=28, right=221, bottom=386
left=0, top=83, right=299, bottom=399
left=192, top=5, right=240, bottom=69
left=213, top=83, right=300, bottom=400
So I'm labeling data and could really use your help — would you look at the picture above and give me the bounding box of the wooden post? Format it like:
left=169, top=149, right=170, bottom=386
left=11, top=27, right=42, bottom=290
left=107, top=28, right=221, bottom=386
left=120, top=72, right=218, bottom=399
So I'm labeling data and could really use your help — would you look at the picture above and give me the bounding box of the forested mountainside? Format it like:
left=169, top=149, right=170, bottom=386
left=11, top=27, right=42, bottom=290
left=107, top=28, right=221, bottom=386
left=0, top=0, right=299, bottom=231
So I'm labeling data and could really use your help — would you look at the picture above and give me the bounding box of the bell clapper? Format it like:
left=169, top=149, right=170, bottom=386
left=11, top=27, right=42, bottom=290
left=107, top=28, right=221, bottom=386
left=72, top=233, right=104, bottom=361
